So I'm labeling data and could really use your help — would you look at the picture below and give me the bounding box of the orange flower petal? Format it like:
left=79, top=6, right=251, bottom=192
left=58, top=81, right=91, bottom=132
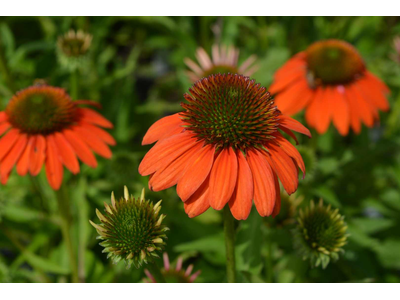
left=274, top=78, right=310, bottom=115
left=142, top=113, right=184, bottom=145
left=0, top=133, right=28, bottom=179
left=149, top=142, right=204, bottom=192
left=209, top=147, right=238, bottom=211
left=279, top=114, right=311, bottom=138
left=184, top=176, right=211, bottom=218
left=17, top=136, right=34, bottom=176
left=79, top=108, right=113, bottom=128
left=305, top=88, right=323, bottom=129
left=29, top=135, right=46, bottom=176
left=228, top=150, right=253, bottom=220
left=63, top=129, right=98, bottom=168
left=347, top=83, right=374, bottom=127
left=269, top=68, right=305, bottom=94
left=0, top=129, right=20, bottom=161
left=317, top=86, right=334, bottom=133
left=274, top=53, right=307, bottom=79
left=73, top=126, right=112, bottom=159
left=0, top=111, right=7, bottom=123
left=358, top=73, right=390, bottom=111
left=80, top=123, right=116, bottom=146
left=0, top=122, right=11, bottom=136
left=271, top=171, right=281, bottom=218
left=272, top=132, right=305, bottom=176
left=45, top=136, right=63, bottom=190
left=53, top=132, right=80, bottom=174
left=266, top=144, right=298, bottom=195
left=246, top=149, right=276, bottom=217
left=177, top=144, right=215, bottom=202
left=331, top=86, right=350, bottom=136
left=139, top=131, right=197, bottom=176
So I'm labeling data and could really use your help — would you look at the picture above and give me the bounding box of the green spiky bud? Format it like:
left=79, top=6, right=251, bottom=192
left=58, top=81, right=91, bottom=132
left=57, top=30, right=92, bottom=72
left=293, top=199, right=349, bottom=269
left=90, top=186, right=169, bottom=268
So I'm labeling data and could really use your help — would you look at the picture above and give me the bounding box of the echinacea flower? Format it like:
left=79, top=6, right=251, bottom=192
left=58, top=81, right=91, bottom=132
left=57, top=30, right=92, bottom=71
left=139, top=73, right=311, bottom=220
left=293, top=199, right=349, bottom=269
left=184, top=44, right=258, bottom=82
left=90, top=187, right=168, bottom=268
left=144, top=253, right=200, bottom=283
left=0, top=84, right=115, bottom=190
left=269, top=39, right=390, bottom=135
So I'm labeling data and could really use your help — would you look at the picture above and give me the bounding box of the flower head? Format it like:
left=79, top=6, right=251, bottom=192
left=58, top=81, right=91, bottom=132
left=57, top=30, right=92, bottom=71
left=293, top=199, right=349, bottom=269
left=185, top=45, right=258, bottom=82
left=269, top=39, right=390, bottom=135
left=139, top=74, right=311, bottom=220
left=144, top=253, right=200, bottom=283
left=0, top=84, right=115, bottom=190
left=90, top=187, right=168, bottom=268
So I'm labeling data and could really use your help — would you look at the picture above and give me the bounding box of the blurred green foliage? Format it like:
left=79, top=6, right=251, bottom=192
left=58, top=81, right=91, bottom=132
left=0, top=16, right=400, bottom=283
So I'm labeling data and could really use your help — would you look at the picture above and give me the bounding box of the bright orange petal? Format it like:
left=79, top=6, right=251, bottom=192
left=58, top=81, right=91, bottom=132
left=347, top=83, right=374, bottom=127
left=228, top=150, right=253, bottom=220
left=0, top=122, right=11, bottom=136
left=80, top=123, right=116, bottom=146
left=29, top=135, right=46, bottom=176
left=17, top=136, right=34, bottom=176
left=73, top=126, right=112, bottom=159
left=209, top=148, right=238, bottom=211
left=149, top=142, right=204, bottom=192
left=273, top=78, right=310, bottom=115
left=305, top=88, right=323, bottom=129
left=357, top=73, right=390, bottom=111
left=331, top=86, right=350, bottom=136
left=317, top=86, right=334, bottom=133
left=274, top=53, right=307, bottom=79
left=0, top=111, right=7, bottom=123
left=265, top=144, right=298, bottom=195
left=0, top=129, right=20, bottom=161
left=63, top=129, right=98, bottom=168
left=177, top=144, right=215, bottom=201
left=139, top=131, right=197, bottom=176
left=246, top=149, right=275, bottom=217
left=184, top=176, right=211, bottom=218
left=279, top=114, right=311, bottom=138
left=45, top=136, right=63, bottom=190
left=53, top=132, right=80, bottom=174
left=79, top=108, right=113, bottom=128
left=0, top=133, right=28, bottom=179
left=269, top=68, right=305, bottom=94
left=142, top=113, right=184, bottom=145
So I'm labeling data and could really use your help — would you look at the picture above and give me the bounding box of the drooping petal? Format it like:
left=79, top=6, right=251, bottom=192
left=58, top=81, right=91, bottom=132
left=79, top=108, right=113, bottom=128
left=0, top=129, right=20, bottom=161
left=331, top=86, right=350, bottom=136
left=269, top=68, right=305, bottom=94
left=316, top=86, right=334, bottom=134
left=271, top=172, right=281, bottom=217
left=184, top=176, right=211, bottom=218
left=272, top=132, right=305, bottom=176
left=357, top=73, right=390, bottom=111
left=177, top=144, right=215, bottom=202
left=279, top=114, right=311, bottom=138
left=139, top=131, right=198, bottom=176
left=273, top=78, right=311, bottom=115
left=274, top=53, right=307, bottom=79
left=73, top=126, right=112, bottom=158
left=0, top=133, right=28, bottom=179
left=343, top=87, right=362, bottom=134
left=29, top=135, right=46, bottom=176
left=142, top=113, right=184, bottom=145
left=208, top=147, right=238, bottom=211
left=0, top=111, right=7, bottom=123
left=53, top=132, right=80, bottom=174
left=228, top=150, right=253, bottom=220
left=16, top=136, right=34, bottom=176
left=0, top=122, right=11, bottom=136
left=63, top=129, right=98, bottom=168
left=45, top=136, right=64, bottom=190
left=80, top=123, right=116, bottom=146
left=246, top=149, right=276, bottom=217
left=265, top=144, right=298, bottom=195
left=149, top=142, right=204, bottom=192
left=347, top=83, right=374, bottom=127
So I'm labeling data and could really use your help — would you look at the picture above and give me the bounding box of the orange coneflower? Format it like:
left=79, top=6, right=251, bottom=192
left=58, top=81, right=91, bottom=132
left=184, top=44, right=258, bottom=82
left=0, top=84, right=115, bottom=190
left=139, top=74, right=311, bottom=220
left=269, top=39, right=390, bottom=135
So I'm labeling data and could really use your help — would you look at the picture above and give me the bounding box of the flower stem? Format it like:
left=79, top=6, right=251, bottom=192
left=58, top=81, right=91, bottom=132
left=55, top=184, right=79, bottom=283
left=223, top=206, right=237, bottom=283
left=147, top=262, right=166, bottom=283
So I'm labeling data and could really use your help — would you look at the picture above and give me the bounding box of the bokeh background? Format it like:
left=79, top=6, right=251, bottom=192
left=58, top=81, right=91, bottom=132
left=1, top=16, right=400, bottom=283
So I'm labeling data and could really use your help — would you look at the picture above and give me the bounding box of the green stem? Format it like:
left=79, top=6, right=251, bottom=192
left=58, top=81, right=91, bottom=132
left=223, top=206, right=237, bottom=283
left=70, top=69, right=79, bottom=100
left=55, top=184, right=79, bottom=283
left=147, top=262, right=166, bottom=283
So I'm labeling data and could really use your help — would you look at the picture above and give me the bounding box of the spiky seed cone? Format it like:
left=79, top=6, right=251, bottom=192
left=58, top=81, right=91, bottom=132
left=90, top=186, right=169, bottom=268
left=57, top=29, right=92, bottom=72
left=293, top=199, right=349, bottom=269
